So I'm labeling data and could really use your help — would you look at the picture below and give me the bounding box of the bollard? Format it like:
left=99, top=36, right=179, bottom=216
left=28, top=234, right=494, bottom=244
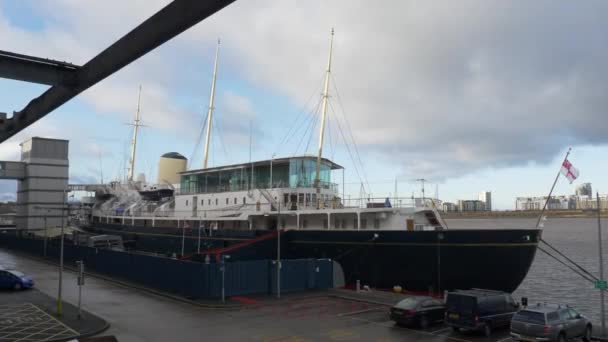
left=356, top=280, right=360, bottom=292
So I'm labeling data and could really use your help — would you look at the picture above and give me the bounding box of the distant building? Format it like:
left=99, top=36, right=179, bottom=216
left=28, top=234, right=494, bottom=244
left=442, top=202, right=458, bottom=212
left=576, top=183, right=592, bottom=198
left=575, top=194, right=608, bottom=210
left=478, top=191, right=492, bottom=211
left=515, top=196, right=570, bottom=211
left=457, top=200, right=485, bottom=212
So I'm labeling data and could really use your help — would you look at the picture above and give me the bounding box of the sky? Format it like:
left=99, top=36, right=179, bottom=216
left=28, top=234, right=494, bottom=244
left=0, top=0, right=607, bottom=209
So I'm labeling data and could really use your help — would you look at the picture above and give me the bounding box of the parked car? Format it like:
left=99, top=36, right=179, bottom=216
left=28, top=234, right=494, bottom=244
left=444, top=288, right=519, bottom=336
left=0, top=270, right=34, bottom=290
left=390, top=296, right=445, bottom=328
left=511, top=303, right=592, bottom=342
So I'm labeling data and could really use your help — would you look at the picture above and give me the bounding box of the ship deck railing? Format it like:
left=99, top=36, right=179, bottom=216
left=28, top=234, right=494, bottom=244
left=91, top=197, right=440, bottom=220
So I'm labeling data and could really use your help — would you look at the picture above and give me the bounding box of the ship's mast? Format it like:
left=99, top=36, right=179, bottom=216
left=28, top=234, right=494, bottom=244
left=203, top=39, right=220, bottom=169
left=127, top=85, right=142, bottom=182
left=314, top=28, right=334, bottom=193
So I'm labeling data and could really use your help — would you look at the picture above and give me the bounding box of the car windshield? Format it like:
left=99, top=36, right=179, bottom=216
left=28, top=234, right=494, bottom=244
left=394, top=297, right=424, bottom=309
left=8, top=271, right=25, bottom=277
left=446, top=294, right=476, bottom=314
left=513, top=310, right=546, bottom=324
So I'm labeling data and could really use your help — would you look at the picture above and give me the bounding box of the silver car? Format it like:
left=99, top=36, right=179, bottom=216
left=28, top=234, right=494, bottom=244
left=510, top=303, right=592, bottom=342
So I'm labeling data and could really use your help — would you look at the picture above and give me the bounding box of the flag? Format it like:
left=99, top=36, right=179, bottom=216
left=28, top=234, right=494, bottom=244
left=560, top=158, right=579, bottom=184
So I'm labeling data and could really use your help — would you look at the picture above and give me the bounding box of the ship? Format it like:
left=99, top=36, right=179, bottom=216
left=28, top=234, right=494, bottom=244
left=80, top=31, right=540, bottom=293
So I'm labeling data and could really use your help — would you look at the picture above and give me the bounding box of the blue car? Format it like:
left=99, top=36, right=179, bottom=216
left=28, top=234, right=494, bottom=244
left=0, top=270, right=34, bottom=290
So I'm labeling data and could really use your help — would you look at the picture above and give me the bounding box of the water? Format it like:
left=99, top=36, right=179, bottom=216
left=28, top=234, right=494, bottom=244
left=447, top=217, right=606, bottom=324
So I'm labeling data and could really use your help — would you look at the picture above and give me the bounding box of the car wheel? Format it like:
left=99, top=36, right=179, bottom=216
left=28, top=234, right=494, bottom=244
left=420, top=316, right=429, bottom=329
left=13, top=283, right=21, bottom=291
left=583, top=325, right=592, bottom=342
left=483, top=323, right=492, bottom=337
left=558, top=332, right=567, bottom=342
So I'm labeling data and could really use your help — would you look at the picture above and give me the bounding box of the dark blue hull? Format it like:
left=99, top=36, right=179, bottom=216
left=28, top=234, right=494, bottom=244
left=86, top=223, right=540, bottom=293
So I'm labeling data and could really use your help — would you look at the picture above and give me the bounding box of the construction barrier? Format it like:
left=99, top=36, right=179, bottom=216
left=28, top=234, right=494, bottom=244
left=0, top=234, right=333, bottom=299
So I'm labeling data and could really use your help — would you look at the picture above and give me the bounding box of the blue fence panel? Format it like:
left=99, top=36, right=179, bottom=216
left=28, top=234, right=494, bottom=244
left=0, top=235, right=333, bottom=299
left=226, top=260, right=269, bottom=297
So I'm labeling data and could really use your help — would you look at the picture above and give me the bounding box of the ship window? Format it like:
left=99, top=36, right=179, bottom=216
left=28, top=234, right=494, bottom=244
left=226, top=198, right=229, bottom=205
left=353, top=218, right=358, bottom=229
left=186, top=200, right=189, bottom=206
left=208, top=199, right=211, bottom=205
left=242, top=197, right=246, bottom=204
left=342, top=219, right=347, bottom=229
left=323, top=219, right=328, bottom=229
left=302, top=219, right=308, bottom=228
left=215, top=198, right=218, bottom=205
left=374, top=219, right=380, bottom=229
left=334, top=219, right=339, bottom=229
left=361, top=219, right=367, bottom=229
left=234, top=198, right=237, bottom=204
left=298, top=193, right=304, bottom=204
left=305, top=193, right=311, bottom=206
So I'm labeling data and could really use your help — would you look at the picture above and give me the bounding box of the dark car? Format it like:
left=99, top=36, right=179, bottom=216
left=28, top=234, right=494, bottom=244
left=390, top=296, right=445, bottom=328
left=511, top=303, right=592, bottom=342
left=0, top=270, right=34, bottom=290
left=444, top=288, right=519, bottom=336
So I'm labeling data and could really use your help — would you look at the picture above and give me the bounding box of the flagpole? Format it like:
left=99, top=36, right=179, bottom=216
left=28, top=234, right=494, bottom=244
left=535, top=147, right=571, bottom=228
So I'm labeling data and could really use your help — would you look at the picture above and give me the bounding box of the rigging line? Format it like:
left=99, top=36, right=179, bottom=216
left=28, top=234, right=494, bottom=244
left=328, top=99, right=366, bottom=192
left=293, top=109, right=318, bottom=157
left=294, top=97, right=323, bottom=157
left=540, top=238, right=599, bottom=281
left=327, top=106, right=335, bottom=160
left=537, top=246, right=596, bottom=283
left=290, top=96, right=323, bottom=153
left=330, top=73, right=372, bottom=192
left=215, top=110, right=231, bottom=164
left=304, top=105, right=321, bottom=154
left=329, top=102, right=371, bottom=192
left=274, top=72, right=326, bottom=155
left=188, top=113, right=208, bottom=169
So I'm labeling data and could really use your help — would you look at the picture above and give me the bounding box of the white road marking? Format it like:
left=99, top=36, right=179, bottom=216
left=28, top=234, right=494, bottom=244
left=495, top=337, right=512, bottom=342
left=338, top=307, right=386, bottom=317
left=430, top=327, right=452, bottom=334
left=347, top=316, right=473, bottom=342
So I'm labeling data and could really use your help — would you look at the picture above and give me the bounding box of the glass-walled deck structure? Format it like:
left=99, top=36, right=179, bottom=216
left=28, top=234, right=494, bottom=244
left=179, top=156, right=342, bottom=195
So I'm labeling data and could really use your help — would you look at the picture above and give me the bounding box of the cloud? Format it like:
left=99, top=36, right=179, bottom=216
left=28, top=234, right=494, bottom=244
left=2, top=0, right=608, bottom=183
left=182, top=0, right=608, bottom=179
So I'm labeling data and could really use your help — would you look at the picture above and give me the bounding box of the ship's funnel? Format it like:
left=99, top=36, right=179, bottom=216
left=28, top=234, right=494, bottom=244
left=158, top=152, right=187, bottom=186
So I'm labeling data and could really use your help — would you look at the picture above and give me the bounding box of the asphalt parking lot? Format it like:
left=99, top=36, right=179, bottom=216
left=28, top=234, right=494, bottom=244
left=1, top=248, right=594, bottom=342
left=0, top=302, right=77, bottom=342
left=236, top=295, right=515, bottom=342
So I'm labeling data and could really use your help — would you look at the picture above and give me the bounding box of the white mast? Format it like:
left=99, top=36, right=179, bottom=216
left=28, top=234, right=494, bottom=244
left=315, top=28, right=334, bottom=192
left=203, top=39, right=220, bottom=169
left=127, top=85, right=142, bottom=182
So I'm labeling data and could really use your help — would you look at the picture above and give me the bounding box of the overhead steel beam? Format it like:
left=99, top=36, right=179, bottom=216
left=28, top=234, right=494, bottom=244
left=0, top=0, right=236, bottom=142
left=0, top=50, right=80, bottom=86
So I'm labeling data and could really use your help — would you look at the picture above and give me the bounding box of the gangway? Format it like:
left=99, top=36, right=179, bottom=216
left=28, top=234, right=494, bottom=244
left=180, top=229, right=284, bottom=262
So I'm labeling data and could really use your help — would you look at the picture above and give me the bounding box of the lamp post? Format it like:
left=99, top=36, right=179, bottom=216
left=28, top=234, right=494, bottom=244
left=597, top=193, right=606, bottom=335
left=43, top=213, right=48, bottom=258
left=437, top=232, right=444, bottom=296
left=270, top=153, right=276, bottom=189
left=57, top=187, right=67, bottom=316
left=221, top=254, right=230, bottom=303
left=277, top=198, right=281, bottom=299
left=197, top=221, right=202, bottom=254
